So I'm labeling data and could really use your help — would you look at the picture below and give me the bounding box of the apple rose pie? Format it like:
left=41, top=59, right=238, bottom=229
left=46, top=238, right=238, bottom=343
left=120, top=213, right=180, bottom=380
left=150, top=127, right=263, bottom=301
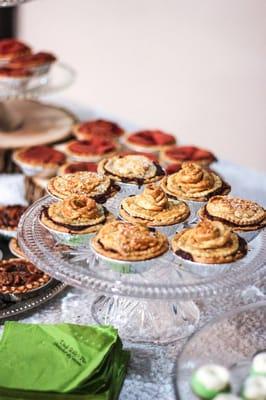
left=198, top=196, right=266, bottom=234
left=171, top=220, right=247, bottom=264
left=41, top=195, right=113, bottom=234
left=161, top=162, right=230, bottom=202
left=91, top=220, right=169, bottom=261
left=120, top=184, right=190, bottom=226
left=98, top=154, right=165, bottom=186
left=47, top=172, right=119, bottom=203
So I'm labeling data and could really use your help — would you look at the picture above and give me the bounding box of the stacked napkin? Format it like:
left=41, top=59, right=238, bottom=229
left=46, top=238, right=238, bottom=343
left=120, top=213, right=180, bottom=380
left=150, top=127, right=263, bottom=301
left=0, top=322, right=130, bottom=400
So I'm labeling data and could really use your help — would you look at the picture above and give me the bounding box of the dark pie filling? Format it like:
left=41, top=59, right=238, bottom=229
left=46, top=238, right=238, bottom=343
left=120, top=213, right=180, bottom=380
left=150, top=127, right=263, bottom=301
left=64, top=162, right=98, bottom=174
left=0, top=205, right=27, bottom=229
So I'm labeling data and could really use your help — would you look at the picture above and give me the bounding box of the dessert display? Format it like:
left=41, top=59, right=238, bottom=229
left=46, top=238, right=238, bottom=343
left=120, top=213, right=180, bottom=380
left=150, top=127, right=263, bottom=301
left=190, top=364, right=231, bottom=399
left=161, top=162, right=230, bottom=202
left=61, top=137, right=119, bottom=162
left=73, top=119, right=124, bottom=141
left=98, top=154, right=165, bottom=186
left=198, top=196, right=266, bottom=242
left=120, top=183, right=190, bottom=228
left=251, top=352, right=266, bottom=376
left=8, top=51, right=57, bottom=76
left=13, top=145, right=66, bottom=177
left=0, top=258, right=50, bottom=294
left=47, top=171, right=119, bottom=203
left=0, top=66, right=32, bottom=90
left=242, top=376, right=266, bottom=400
left=0, top=39, right=31, bottom=65
left=58, top=161, right=98, bottom=175
left=160, top=145, right=217, bottom=167
left=171, top=220, right=247, bottom=264
left=40, top=195, right=114, bottom=245
left=91, top=220, right=169, bottom=262
left=9, top=237, right=26, bottom=259
left=124, top=129, right=176, bottom=153
left=0, top=205, right=27, bottom=238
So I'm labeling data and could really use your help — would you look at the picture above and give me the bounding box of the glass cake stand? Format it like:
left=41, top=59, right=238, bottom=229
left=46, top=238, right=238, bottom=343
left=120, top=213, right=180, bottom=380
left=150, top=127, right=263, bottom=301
left=17, top=193, right=266, bottom=344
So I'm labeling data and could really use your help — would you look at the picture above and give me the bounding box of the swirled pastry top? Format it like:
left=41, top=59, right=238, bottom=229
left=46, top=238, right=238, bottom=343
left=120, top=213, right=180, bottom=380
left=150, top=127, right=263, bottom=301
left=8, top=52, right=56, bottom=68
left=64, top=138, right=118, bottom=158
left=125, top=130, right=176, bottom=151
left=59, top=162, right=98, bottom=175
left=98, top=154, right=165, bottom=185
left=0, top=258, right=50, bottom=294
left=73, top=119, right=124, bottom=141
left=14, top=146, right=66, bottom=167
left=199, top=196, right=266, bottom=231
left=0, top=39, right=31, bottom=61
left=91, top=220, right=169, bottom=261
left=171, top=220, right=247, bottom=264
left=0, top=205, right=27, bottom=230
left=161, top=162, right=230, bottom=201
left=120, top=184, right=190, bottom=226
left=160, top=145, right=216, bottom=166
left=47, top=172, right=117, bottom=201
left=41, top=195, right=113, bottom=234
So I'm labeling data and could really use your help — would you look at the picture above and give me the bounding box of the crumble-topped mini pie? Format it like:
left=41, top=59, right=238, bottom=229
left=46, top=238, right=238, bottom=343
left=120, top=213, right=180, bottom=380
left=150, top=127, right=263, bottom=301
left=0, top=258, right=50, bottom=294
left=120, top=184, right=190, bottom=226
left=0, top=205, right=27, bottom=233
left=161, top=162, right=230, bottom=202
left=91, top=220, right=169, bottom=261
left=62, top=138, right=119, bottom=162
left=73, top=119, right=124, bottom=141
left=0, top=39, right=31, bottom=64
left=40, top=195, right=113, bottom=234
left=98, top=154, right=165, bottom=185
left=8, top=52, right=57, bottom=75
left=47, top=171, right=119, bottom=203
left=172, top=220, right=247, bottom=264
left=124, top=130, right=176, bottom=153
left=198, top=196, right=266, bottom=233
left=58, top=161, right=98, bottom=175
left=160, top=145, right=217, bottom=166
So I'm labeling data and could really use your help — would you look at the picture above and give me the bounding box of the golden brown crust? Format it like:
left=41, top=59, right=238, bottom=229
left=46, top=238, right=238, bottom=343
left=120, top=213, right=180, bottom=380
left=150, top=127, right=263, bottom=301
left=9, top=238, right=26, bottom=259
left=91, top=220, right=169, bottom=261
left=120, top=184, right=190, bottom=226
left=98, top=155, right=165, bottom=184
left=171, top=220, right=247, bottom=264
left=160, top=162, right=230, bottom=201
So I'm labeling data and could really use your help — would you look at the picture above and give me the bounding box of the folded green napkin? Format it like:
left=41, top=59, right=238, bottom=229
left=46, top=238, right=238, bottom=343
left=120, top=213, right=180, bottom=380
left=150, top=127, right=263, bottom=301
left=0, top=322, right=130, bottom=400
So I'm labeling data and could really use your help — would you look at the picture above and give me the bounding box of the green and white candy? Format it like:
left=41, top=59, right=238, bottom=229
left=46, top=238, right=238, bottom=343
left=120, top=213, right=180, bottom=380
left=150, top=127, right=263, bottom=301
left=191, top=364, right=230, bottom=399
left=251, top=352, right=266, bottom=377
left=242, top=376, right=266, bottom=400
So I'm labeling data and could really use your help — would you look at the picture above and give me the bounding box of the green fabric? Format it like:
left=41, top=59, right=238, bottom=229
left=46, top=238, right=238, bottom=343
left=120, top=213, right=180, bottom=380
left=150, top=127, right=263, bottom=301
left=0, top=322, right=130, bottom=400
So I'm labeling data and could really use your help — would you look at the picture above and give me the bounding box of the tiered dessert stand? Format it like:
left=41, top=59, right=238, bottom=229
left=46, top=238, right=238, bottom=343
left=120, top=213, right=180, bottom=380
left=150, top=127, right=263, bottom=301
left=18, top=189, right=266, bottom=344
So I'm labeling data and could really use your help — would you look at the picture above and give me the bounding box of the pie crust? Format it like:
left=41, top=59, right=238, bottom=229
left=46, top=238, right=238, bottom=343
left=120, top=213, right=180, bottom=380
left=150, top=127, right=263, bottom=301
left=124, top=130, right=176, bottom=152
left=0, top=258, right=50, bottom=294
left=40, top=195, right=114, bottom=234
left=13, top=146, right=66, bottom=169
left=62, top=138, right=119, bottom=162
left=98, top=154, right=165, bottom=185
left=47, top=171, right=119, bottom=202
left=91, top=220, right=169, bottom=261
left=160, top=145, right=217, bottom=166
left=120, top=184, right=190, bottom=226
left=161, top=162, right=230, bottom=202
left=171, top=220, right=247, bottom=264
left=0, top=39, right=31, bottom=63
left=0, top=205, right=27, bottom=231
left=198, top=196, right=266, bottom=232
left=73, top=119, right=124, bottom=141
left=9, top=238, right=26, bottom=259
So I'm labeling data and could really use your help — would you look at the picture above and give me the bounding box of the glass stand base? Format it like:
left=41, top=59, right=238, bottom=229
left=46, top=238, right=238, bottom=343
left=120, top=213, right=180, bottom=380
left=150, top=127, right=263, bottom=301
left=91, top=295, right=200, bottom=344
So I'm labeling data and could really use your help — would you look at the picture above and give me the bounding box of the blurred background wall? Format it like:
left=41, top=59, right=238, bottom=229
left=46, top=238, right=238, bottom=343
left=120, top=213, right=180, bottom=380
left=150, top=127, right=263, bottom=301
left=19, top=0, right=266, bottom=172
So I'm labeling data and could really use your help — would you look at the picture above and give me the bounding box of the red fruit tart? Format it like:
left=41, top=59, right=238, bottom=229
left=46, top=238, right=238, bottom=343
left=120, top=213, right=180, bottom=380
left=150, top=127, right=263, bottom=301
left=8, top=51, right=57, bottom=75
left=124, top=130, right=176, bottom=153
left=58, top=161, right=98, bottom=175
left=62, top=138, right=120, bottom=162
left=0, top=66, right=32, bottom=90
left=0, top=38, right=31, bottom=65
left=73, top=119, right=124, bottom=141
left=160, top=145, right=217, bottom=166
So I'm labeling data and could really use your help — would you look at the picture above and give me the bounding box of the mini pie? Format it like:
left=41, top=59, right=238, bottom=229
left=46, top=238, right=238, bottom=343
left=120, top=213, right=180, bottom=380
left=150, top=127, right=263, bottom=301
left=161, top=162, right=230, bottom=202
left=120, top=184, right=190, bottom=226
left=0, top=67, right=32, bottom=78
left=0, top=39, right=31, bottom=64
left=41, top=195, right=113, bottom=234
left=62, top=138, right=119, bottom=162
left=8, top=52, right=56, bottom=69
left=91, top=220, right=169, bottom=261
left=171, top=220, right=247, bottom=264
left=198, top=196, right=266, bottom=232
left=0, top=205, right=27, bottom=231
left=125, top=130, right=176, bottom=152
left=13, top=145, right=66, bottom=169
left=73, top=119, right=124, bottom=141
left=47, top=171, right=119, bottom=203
left=0, top=258, right=50, bottom=294
left=160, top=145, right=217, bottom=166
left=98, top=154, right=165, bottom=185
left=58, top=161, right=98, bottom=175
